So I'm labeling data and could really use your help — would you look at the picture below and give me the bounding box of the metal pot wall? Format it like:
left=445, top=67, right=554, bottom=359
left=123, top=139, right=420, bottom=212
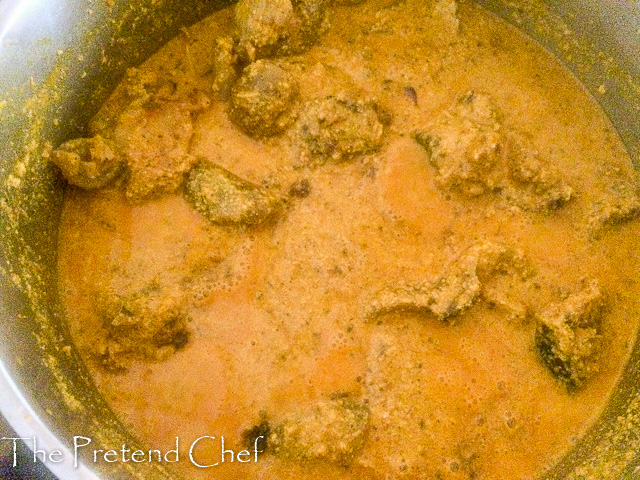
left=0, top=1, right=638, bottom=478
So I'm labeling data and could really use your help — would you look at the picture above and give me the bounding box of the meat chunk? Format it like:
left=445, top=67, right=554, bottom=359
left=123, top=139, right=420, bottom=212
left=235, top=0, right=327, bottom=61
left=535, top=281, right=604, bottom=392
left=94, top=282, right=191, bottom=372
left=267, top=396, right=370, bottom=466
left=235, top=0, right=296, bottom=60
left=184, top=161, right=285, bottom=226
left=295, top=96, right=385, bottom=163
left=367, top=242, right=531, bottom=322
left=414, top=91, right=572, bottom=211
left=503, top=140, right=573, bottom=211
left=47, top=135, right=123, bottom=189
left=118, top=102, right=199, bottom=202
left=587, top=181, right=640, bottom=238
left=228, top=60, right=299, bottom=137
left=89, top=68, right=211, bottom=203
left=414, top=93, right=503, bottom=197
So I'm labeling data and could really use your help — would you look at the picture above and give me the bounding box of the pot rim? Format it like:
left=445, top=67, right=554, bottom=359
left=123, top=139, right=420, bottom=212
left=0, top=359, right=100, bottom=479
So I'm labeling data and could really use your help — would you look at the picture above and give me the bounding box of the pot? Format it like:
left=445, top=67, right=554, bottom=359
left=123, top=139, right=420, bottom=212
left=0, top=1, right=638, bottom=478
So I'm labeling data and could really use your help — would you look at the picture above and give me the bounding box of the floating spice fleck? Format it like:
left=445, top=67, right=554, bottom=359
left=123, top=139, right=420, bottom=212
left=404, top=86, right=418, bottom=106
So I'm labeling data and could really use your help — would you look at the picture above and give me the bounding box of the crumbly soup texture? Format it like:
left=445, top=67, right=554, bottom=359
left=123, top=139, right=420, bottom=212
left=55, top=0, right=640, bottom=478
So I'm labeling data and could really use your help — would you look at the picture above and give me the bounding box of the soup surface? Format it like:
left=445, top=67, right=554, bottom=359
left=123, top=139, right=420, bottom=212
left=55, top=0, right=640, bottom=478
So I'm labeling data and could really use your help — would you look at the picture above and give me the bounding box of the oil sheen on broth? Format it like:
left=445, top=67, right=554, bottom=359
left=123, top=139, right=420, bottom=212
left=54, top=0, right=640, bottom=478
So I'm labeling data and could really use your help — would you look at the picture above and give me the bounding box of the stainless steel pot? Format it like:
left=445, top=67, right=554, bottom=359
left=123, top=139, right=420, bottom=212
left=0, top=1, right=638, bottom=478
